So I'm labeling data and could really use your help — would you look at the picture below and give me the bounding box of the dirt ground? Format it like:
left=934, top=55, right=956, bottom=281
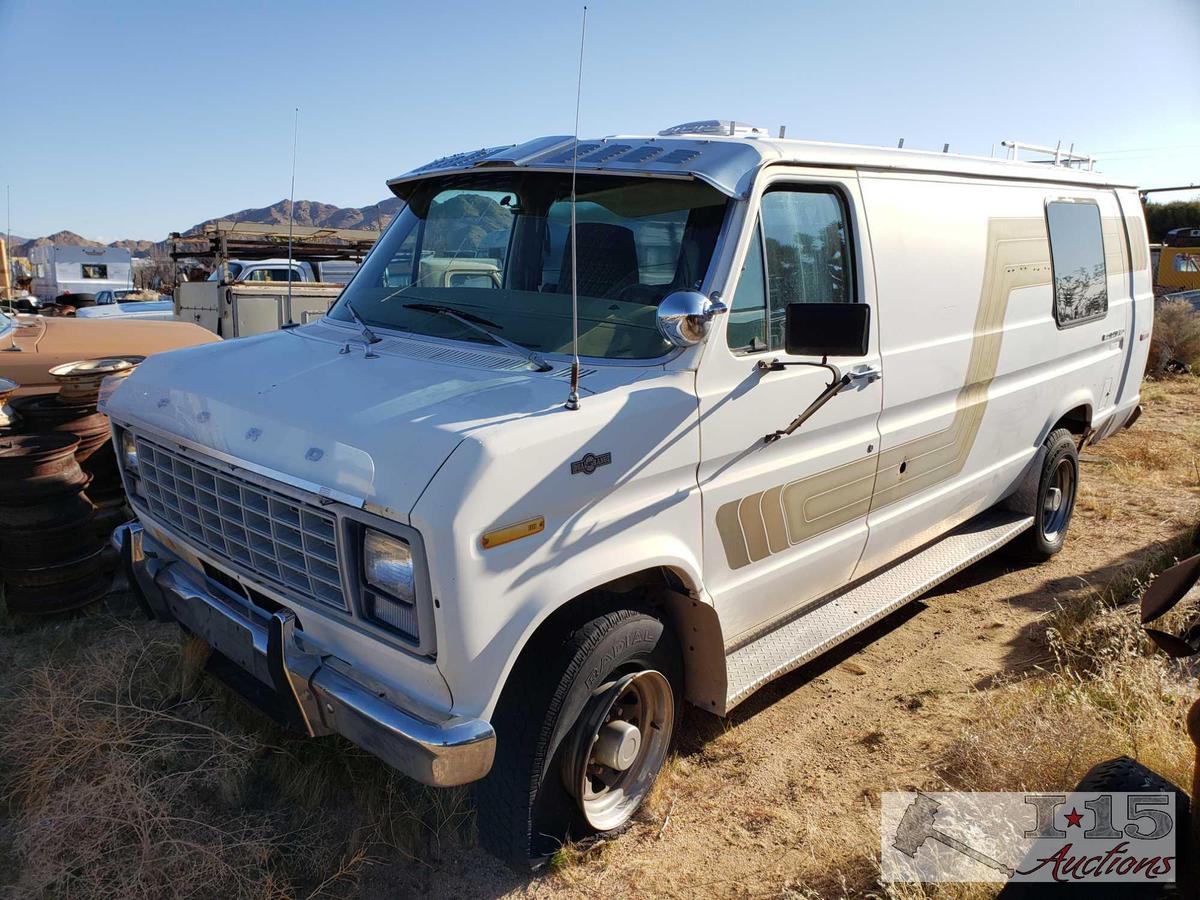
left=1, top=377, right=1197, bottom=899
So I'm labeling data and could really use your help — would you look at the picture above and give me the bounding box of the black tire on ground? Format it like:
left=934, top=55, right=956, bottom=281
left=474, top=606, right=683, bottom=866
left=1078, top=756, right=1192, bottom=876
left=1011, top=427, right=1078, bottom=561
left=997, top=757, right=1191, bottom=899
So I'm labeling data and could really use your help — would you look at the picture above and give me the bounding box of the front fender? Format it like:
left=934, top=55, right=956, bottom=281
left=410, top=371, right=709, bottom=720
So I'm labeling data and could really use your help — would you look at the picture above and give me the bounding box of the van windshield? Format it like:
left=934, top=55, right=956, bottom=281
left=328, top=172, right=727, bottom=360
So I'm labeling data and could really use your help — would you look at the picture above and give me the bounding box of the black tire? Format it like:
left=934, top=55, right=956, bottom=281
left=998, top=757, right=1191, bottom=899
left=474, top=607, right=683, bottom=866
left=1078, top=755, right=1192, bottom=884
left=1012, top=427, right=1078, bottom=561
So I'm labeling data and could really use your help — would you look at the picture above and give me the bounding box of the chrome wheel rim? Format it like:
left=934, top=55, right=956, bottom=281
left=1041, top=456, right=1076, bottom=542
left=565, top=669, right=674, bottom=832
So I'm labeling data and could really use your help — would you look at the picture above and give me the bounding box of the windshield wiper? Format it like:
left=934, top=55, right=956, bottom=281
left=404, top=303, right=553, bottom=373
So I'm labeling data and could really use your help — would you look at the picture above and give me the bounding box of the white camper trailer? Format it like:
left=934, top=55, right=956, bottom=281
left=107, top=123, right=1153, bottom=863
left=29, top=244, right=133, bottom=302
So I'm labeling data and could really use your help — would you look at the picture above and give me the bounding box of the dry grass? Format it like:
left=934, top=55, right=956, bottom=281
left=0, top=624, right=289, bottom=899
left=0, top=607, right=474, bottom=899
left=943, top=578, right=1199, bottom=798
left=1149, top=299, right=1200, bottom=376
left=1075, top=375, right=1200, bottom=525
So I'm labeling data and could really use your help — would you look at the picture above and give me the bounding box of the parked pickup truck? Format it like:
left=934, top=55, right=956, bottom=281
left=76, top=290, right=177, bottom=322
left=206, top=258, right=361, bottom=286
left=176, top=260, right=354, bottom=337
left=106, top=121, right=1153, bottom=864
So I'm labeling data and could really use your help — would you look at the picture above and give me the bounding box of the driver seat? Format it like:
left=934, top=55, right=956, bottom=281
left=556, top=223, right=639, bottom=299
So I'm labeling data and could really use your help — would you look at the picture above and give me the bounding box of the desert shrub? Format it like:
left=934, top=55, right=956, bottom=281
left=1149, top=298, right=1200, bottom=375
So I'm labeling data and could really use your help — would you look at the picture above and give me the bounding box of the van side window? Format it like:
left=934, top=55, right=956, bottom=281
left=726, top=187, right=853, bottom=352
left=1046, top=201, right=1107, bottom=327
left=81, top=264, right=108, bottom=279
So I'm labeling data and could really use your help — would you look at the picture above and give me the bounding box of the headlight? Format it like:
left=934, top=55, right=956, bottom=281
left=362, top=529, right=419, bottom=639
left=120, top=429, right=139, bottom=474
left=363, top=529, right=415, bottom=604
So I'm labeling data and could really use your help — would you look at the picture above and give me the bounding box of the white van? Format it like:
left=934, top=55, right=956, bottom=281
left=105, top=122, right=1152, bottom=863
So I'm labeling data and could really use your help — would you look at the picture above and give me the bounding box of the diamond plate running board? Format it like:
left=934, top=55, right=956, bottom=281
left=723, top=510, right=1035, bottom=712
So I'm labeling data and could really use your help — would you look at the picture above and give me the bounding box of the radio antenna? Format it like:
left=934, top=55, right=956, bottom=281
left=5, top=184, right=11, bottom=316
left=286, top=107, right=299, bottom=317
left=564, top=5, right=588, bottom=411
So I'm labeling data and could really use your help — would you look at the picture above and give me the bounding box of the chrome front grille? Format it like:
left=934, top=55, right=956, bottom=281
left=133, top=435, right=346, bottom=610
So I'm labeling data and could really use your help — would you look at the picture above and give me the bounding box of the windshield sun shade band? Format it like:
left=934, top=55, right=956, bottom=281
left=331, top=172, right=729, bottom=362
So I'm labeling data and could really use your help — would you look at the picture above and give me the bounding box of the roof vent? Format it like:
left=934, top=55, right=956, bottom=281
left=658, top=120, right=769, bottom=138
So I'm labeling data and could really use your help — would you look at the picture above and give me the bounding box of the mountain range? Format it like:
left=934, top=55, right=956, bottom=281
left=4, top=197, right=405, bottom=258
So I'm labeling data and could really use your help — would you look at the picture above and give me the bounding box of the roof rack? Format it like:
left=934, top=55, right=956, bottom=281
left=1000, top=140, right=1096, bottom=172
left=167, top=219, right=380, bottom=262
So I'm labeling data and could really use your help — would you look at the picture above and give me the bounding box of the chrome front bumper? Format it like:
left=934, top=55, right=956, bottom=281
left=113, top=522, right=495, bottom=787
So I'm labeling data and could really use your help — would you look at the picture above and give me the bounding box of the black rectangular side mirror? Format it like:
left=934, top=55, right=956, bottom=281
left=784, top=302, right=870, bottom=357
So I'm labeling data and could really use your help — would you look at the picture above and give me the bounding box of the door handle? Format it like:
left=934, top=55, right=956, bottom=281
left=849, top=364, right=882, bottom=384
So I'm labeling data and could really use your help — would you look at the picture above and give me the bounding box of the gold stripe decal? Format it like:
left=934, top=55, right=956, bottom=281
left=717, top=217, right=1052, bottom=570
left=1101, top=215, right=1130, bottom=278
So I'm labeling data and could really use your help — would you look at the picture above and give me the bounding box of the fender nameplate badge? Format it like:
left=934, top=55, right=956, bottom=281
left=570, top=451, right=612, bottom=475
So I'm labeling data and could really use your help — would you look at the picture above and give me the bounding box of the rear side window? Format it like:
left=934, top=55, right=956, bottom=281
left=727, top=187, right=854, bottom=352
left=245, top=268, right=300, bottom=282
left=1046, top=201, right=1107, bottom=327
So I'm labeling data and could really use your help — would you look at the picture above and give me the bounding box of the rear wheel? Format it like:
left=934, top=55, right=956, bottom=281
left=1012, top=427, right=1078, bottom=561
left=474, top=607, right=682, bottom=865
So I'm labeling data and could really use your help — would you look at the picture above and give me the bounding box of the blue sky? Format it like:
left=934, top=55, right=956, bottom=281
left=2, top=0, right=1198, bottom=242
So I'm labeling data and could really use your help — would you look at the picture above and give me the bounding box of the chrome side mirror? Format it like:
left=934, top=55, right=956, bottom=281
left=656, top=290, right=728, bottom=348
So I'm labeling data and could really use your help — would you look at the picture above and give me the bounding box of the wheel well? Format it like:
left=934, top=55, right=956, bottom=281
left=1054, top=404, right=1092, bottom=437
left=509, top=568, right=727, bottom=715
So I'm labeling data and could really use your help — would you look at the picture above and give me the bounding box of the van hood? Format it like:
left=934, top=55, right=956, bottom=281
left=103, top=323, right=647, bottom=521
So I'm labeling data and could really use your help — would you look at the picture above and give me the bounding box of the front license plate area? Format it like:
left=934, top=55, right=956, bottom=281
left=166, top=591, right=265, bottom=683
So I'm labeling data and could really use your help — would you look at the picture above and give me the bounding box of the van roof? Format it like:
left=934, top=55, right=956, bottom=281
left=388, top=131, right=1135, bottom=200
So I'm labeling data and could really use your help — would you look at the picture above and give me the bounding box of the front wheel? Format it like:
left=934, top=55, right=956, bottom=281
left=474, top=607, right=682, bottom=865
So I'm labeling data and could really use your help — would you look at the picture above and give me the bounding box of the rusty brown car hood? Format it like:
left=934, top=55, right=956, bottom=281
left=0, top=314, right=220, bottom=396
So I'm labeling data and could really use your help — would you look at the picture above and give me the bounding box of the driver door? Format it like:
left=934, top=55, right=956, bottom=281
left=696, top=170, right=883, bottom=643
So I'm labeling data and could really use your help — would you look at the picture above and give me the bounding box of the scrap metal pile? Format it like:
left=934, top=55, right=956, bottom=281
left=0, top=357, right=141, bottom=614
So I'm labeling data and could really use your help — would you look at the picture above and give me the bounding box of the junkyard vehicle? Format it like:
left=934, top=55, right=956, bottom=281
left=203, top=258, right=362, bottom=285
left=106, top=122, right=1153, bottom=863
left=0, top=312, right=218, bottom=396
left=171, top=220, right=376, bottom=338
left=94, top=290, right=132, bottom=304
left=29, top=244, right=133, bottom=302
left=1158, top=227, right=1200, bottom=292
left=174, top=279, right=344, bottom=337
left=78, top=290, right=176, bottom=321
